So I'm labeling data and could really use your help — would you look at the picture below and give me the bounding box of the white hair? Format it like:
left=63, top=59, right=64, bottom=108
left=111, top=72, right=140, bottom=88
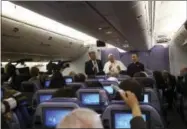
left=108, top=53, right=114, bottom=58
left=56, top=108, right=103, bottom=128
left=107, top=77, right=118, bottom=82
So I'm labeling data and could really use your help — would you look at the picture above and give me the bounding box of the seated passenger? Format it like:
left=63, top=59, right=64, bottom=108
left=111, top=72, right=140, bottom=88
left=52, top=87, right=77, bottom=98
left=57, top=90, right=146, bottom=129
left=28, top=67, right=42, bottom=89
left=85, top=81, right=103, bottom=88
left=48, top=71, right=65, bottom=89
left=29, top=67, right=39, bottom=81
left=115, top=79, right=144, bottom=101
left=74, top=73, right=86, bottom=82
left=133, top=72, right=148, bottom=77
left=69, top=71, right=76, bottom=76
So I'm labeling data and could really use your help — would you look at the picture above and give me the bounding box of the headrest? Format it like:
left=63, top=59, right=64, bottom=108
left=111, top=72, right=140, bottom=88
left=133, top=77, right=155, bottom=88
left=66, top=82, right=85, bottom=87
left=47, top=97, right=78, bottom=103
left=21, top=81, right=35, bottom=92
left=100, top=81, right=118, bottom=86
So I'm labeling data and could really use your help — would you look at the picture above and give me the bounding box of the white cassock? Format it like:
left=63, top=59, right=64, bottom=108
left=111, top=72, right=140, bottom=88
left=103, top=60, right=127, bottom=75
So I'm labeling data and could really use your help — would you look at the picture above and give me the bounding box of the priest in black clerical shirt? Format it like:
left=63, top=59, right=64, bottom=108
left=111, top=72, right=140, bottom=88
left=127, top=54, right=145, bottom=77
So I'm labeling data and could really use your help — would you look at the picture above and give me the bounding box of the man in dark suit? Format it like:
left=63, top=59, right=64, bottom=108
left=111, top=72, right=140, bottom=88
left=85, top=51, right=103, bottom=76
left=127, top=54, right=144, bottom=77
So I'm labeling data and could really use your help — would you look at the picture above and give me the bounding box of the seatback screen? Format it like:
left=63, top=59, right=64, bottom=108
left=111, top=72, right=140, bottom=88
left=114, top=113, right=146, bottom=128
left=81, top=93, right=100, bottom=105
left=44, top=109, right=72, bottom=128
left=45, top=80, right=51, bottom=88
left=65, top=78, right=73, bottom=83
left=103, top=86, right=114, bottom=94
left=143, top=94, right=149, bottom=103
left=39, top=94, right=52, bottom=103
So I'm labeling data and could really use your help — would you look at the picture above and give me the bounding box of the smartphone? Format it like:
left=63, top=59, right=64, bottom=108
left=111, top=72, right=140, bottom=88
left=112, top=85, right=121, bottom=92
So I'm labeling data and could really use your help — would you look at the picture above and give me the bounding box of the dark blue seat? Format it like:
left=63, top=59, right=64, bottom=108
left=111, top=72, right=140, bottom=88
left=102, top=104, right=165, bottom=129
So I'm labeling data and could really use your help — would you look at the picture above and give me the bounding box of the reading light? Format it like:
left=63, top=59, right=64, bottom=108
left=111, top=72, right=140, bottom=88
left=2, top=1, right=97, bottom=44
left=106, top=31, right=112, bottom=34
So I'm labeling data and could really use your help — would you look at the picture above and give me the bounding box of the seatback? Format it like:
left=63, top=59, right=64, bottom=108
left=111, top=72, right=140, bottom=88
left=118, top=75, right=131, bottom=83
left=3, top=112, right=21, bottom=129
left=66, top=82, right=85, bottom=91
left=134, top=77, right=156, bottom=88
left=32, top=89, right=58, bottom=107
left=14, top=75, right=30, bottom=90
left=33, top=102, right=79, bottom=129
left=102, top=104, right=164, bottom=129
left=21, top=81, right=36, bottom=105
left=100, top=81, right=119, bottom=86
left=76, top=88, right=109, bottom=113
left=101, top=81, right=117, bottom=99
left=11, top=99, right=33, bottom=129
left=144, top=88, right=161, bottom=113
left=95, top=75, right=106, bottom=81
left=63, top=76, right=73, bottom=84
left=46, top=97, right=79, bottom=104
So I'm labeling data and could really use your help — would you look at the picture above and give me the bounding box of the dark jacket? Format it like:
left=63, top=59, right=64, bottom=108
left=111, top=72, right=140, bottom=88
left=130, top=116, right=146, bottom=129
left=85, top=59, right=103, bottom=76
left=127, top=62, right=144, bottom=77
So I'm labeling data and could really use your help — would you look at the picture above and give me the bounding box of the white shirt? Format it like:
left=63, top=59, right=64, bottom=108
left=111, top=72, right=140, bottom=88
left=103, top=60, right=127, bottom=75
left=92, top=60, right=99, bottom=73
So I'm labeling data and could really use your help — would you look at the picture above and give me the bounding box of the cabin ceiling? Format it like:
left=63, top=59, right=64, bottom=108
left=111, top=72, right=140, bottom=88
left=154, top=1, right=186, bottom=41
left=12, top=1, right=151, bottom=51
left=1, top=17, right=88, bottom=61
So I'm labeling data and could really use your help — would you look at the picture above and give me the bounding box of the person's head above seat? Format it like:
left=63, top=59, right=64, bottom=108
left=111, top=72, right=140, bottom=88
left=6, top=64, right=16, bottom=77
left=115, top=79, right=144, bottom=101
left=56, top=108, right=103, bottom=128
left=74, top=73, right=86, bottom=82
left=131, top=54, right=139, bottom=63
left=30, top=67, right=39, bottom=77
left=85, top=81, right=103, bottom=88
left=52, top=87, right=77, bottom=98
left=49, top=71, right=65, bottom=88
left=88, top=51, right=96, bottom=61
left=108, top=54, right=115, bottom=63
left=133, top=72, right=148, bottom=78
left=69, top=71, right=76, bottom=76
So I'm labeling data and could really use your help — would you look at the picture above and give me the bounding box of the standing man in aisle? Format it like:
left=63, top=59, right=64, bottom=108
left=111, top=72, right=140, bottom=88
left=103, top=54, right=127, bottom=76
left=127, top=54, right=144, bottom=77
left=85, top=50, right=103, bottom=77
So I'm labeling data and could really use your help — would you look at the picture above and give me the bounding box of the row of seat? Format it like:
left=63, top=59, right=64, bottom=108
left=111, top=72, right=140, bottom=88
left=32, top=97, right=164, bottom=129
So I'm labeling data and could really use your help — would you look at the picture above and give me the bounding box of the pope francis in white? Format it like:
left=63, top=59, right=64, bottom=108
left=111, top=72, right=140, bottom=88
left=103, top=54, right=127, bottom=76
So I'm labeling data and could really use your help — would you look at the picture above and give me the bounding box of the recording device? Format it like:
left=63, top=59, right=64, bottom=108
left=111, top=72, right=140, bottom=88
left=47, top=60, right=71, bottom=72
left=112, top=85, right=121, bottom=92
left=1, top=92, right=27, bottom=114
left=14, top=58, right=33, bottom=64
left=96, top=40, right=106, bottom=47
